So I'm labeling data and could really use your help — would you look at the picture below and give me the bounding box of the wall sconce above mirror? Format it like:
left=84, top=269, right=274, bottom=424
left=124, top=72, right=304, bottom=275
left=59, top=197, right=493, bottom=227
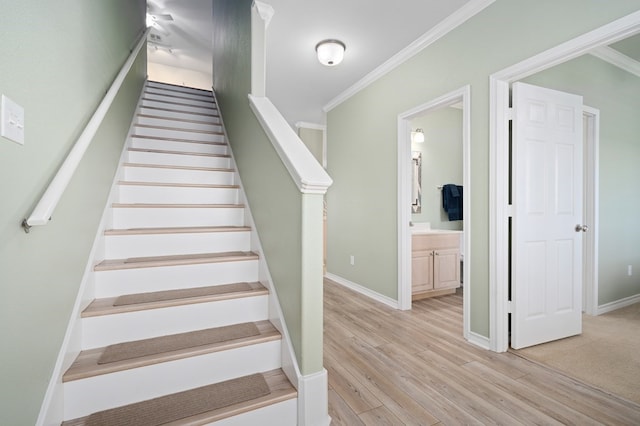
left=411, top=128, right=425, bottom=143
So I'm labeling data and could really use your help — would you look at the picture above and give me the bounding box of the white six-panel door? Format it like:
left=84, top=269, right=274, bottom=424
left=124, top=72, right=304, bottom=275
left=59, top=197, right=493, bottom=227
left=511, top=82, right=584, bottom=349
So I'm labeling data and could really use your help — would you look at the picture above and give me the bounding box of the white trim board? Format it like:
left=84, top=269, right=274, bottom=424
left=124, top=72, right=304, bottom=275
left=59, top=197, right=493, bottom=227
left=295, top=122, right=326, bottom=131
left=396, top=85, right=471, bottom=345
left=323, top=0, right=495, bottom=113
left=597, top=293, right=640, bottom=315
left=582, top=106, right=600, bottom=317
left=325, top=273, right=400, bottom=310
left=467, top=331, right=491, bottom=351
left=589, top=46, right=640, bottom=78
left=489, top=11, right=640, bottom=353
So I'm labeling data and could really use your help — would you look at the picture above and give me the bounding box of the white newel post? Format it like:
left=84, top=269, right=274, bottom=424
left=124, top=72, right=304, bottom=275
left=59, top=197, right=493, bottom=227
left=250, top=2, right=332, bottom=425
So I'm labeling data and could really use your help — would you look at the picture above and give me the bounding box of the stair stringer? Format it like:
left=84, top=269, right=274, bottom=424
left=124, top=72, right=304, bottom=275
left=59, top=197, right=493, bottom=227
left=214, top=91, right=330, bottom=426
left=35, top=80, right=149, bottom=426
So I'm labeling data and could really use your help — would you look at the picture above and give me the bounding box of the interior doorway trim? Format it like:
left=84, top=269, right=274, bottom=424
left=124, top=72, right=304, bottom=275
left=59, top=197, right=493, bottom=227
left=583, top=107, right=600, bottom=316
left=397, top=85, right=471, bottom=341
left=489, top=11, right=640, bottom=352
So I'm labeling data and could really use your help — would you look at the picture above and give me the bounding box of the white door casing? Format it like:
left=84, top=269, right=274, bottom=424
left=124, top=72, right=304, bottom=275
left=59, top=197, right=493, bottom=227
left=511, top=82, right=583, bottom=349
left=490, top=11, right=640, bottom=353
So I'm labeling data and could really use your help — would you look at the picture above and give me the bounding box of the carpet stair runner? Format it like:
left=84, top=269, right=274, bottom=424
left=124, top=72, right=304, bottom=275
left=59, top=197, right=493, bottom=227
left=61, top=81, right=297, bottom=425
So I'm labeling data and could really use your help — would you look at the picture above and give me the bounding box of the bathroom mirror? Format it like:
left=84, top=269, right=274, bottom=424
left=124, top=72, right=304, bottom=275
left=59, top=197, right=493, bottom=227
left=412, top=151, right=422, bottom=213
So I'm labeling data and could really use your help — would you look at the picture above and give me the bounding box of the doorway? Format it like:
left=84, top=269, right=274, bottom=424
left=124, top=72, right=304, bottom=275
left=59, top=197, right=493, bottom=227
left=397, top=85, right=473, bottom=344
left=489, top=14, right=640, bottom=352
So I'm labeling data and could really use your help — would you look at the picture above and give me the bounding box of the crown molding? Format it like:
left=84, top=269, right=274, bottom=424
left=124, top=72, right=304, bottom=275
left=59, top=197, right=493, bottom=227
left=323, top=0, right=495, bottom=113
left=590, top=45, right=640, bottom=78
left=295, top=121, right=327, bottom=131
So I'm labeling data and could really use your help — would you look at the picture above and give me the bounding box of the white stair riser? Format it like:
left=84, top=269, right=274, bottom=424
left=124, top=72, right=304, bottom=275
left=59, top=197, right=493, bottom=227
left=143, top=93, right=216, bottom=111
left=111, top=206, right=244, bottom=228
left=145, top=87, right=214, bottom=102
left=95, top=260, right=259, bottom=297
left=123, top=167, right=235, bottom=185
left=146, top=81, right=213, bottom=96
left=144, top=93, right=215, bottom=110
left=134, top=126, right=225, bottom=143
left=210, top=399, right=297, bottom=426
left=139, top=106, right=220, bottom=124
left=137, top=116, right=222, bottom=133
left=63, top=340, right=281, bottom=420
left=82, top=296, right=268, bottom=348
left=126, top=151, right=231, bottom=168
left=118, top=185, right=239, bottom=204
left=105, top=231, right=250, bottom=258
left=131, top=138, right=228, bottom=155
left=142, top=99, right=217, bottom=116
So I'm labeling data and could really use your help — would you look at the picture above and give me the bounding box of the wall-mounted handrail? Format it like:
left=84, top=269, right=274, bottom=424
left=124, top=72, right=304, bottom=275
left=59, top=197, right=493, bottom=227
left=248, top=95, right=332, bottom=194
left=22, top=28, right=150, bottom=233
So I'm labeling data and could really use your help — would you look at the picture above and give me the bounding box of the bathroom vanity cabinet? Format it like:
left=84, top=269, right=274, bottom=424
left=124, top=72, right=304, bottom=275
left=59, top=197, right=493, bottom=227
left=412, top=232, right=461, bottom=300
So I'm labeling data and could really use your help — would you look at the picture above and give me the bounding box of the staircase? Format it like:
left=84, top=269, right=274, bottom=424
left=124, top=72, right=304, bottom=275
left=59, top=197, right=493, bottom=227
left=61, top=81, right=297, bottom=425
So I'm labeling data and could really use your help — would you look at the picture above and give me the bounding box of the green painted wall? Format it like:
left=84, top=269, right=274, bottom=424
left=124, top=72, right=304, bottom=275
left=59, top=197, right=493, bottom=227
left=0, top=1, right=146, bottom=424
left=610, top=34, right=640, bottom=60
left=298, top=127, right=324, bottom=165
left=326, top=0, right=640, bottom=337
left=411, top=107, right=463, bottom=230
left=523, top=55, right=640, bottom=306
left=213, top=0, right=323, bottom=374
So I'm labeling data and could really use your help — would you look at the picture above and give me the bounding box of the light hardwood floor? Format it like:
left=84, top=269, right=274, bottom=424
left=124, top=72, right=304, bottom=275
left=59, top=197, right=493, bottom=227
left=324, top=279, right=640, bottom=425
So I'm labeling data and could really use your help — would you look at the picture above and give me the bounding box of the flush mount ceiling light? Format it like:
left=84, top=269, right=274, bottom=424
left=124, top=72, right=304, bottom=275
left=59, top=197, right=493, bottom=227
left=315, top=39, right=346, bottom=66
left=412, top=128, right=425, bottom=143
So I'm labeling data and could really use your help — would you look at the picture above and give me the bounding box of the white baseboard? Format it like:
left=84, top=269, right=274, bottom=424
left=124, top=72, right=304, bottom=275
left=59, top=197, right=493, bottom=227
left=597, top=293, right=640, bottom=315
left=297, top=369, right=331, bottom=426
left=324, top=273, right=399, bottom=309
left=467, top=331, right=491, bottom=350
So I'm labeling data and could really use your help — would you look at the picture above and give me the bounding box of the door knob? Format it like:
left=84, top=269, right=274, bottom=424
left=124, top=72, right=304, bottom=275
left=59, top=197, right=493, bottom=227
left=575, top=224, right=589, bottom=232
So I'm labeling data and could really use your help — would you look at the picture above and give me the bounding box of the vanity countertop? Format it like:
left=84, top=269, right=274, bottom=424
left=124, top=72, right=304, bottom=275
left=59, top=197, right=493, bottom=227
left=412, top=229, right=463, bottom=235
left=411, top=222, right=462, bottom=235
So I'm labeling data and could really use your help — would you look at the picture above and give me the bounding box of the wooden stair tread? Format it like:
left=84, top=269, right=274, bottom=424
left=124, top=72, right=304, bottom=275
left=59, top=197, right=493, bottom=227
left=134, top=123, right=223, bottom=135
left=142, top=97, right=217, bottom=110
left=111, top=202, right=244, bottom=208
left=148, top=81, right=213, bottom=93
left=173, top=369, right=296, bottom=425
left=123, top=162, right=233, bottom=172
left=95, top=251, right=258, bottom=271
left=62, top=369, right=296, bottom=425
left=128, top=147, right=230, bottom=158
left=137, top=113, right=216, bottom=126
left=63, top=321, right=279, bottom=382
left=147, top=81, right=213, bottom=95
left=82, top=282, right=267, bottom=317
left=144, top=90, right=215, bottom=103
left=140, top=105, right=218, bottom=118
left=104, top=225, right=250, bottom=236
left=132, top=134, right=226, bottom=145
left=145, top=86, right=213, bottom=96
left=118, top=180, right=239, bottom=189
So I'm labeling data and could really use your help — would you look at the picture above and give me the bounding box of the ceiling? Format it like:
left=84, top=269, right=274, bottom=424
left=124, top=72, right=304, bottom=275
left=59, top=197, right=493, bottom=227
left=146, top=0, right=214, bottom=75
left=146, top=1, right=640, bottom=126
left=147, top=0, right=471, bottom=126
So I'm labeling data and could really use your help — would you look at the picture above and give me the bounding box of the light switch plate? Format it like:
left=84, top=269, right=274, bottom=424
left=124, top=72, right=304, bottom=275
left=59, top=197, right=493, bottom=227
left=1, top=95, right=25, bottom=145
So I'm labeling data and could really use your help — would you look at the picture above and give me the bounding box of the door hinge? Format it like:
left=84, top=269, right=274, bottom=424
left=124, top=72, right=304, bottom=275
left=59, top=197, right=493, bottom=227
left=507, top=107, right=514, bottom=121
left=507, top=300, right=512, bottom=314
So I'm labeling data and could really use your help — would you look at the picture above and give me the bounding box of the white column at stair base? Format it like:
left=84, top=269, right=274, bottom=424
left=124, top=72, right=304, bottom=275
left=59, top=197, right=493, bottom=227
left=297, top=369, right=330, bottom=426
